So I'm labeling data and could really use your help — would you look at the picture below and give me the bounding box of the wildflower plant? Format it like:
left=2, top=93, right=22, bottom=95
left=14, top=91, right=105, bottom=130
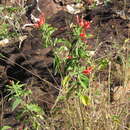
left=6, top=81, right=45, bottom=129
left=34, top=13, right=64, bottom=48
left=0, top=6, right=25, bottom=40
left=34, top=13, right=45, bottom=28
left=1, top=1, right=129, bottom=130
left=40, top=23, right=56, bottom=47
left=51, top=15, right=94, bottom=108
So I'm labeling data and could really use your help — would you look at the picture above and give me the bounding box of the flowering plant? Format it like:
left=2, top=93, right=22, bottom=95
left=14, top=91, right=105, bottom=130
left=76, top=16, right=90, bottom=29
left=34, top=13, right=45, bottom=28
left=76, top=15, right=91, bottom=41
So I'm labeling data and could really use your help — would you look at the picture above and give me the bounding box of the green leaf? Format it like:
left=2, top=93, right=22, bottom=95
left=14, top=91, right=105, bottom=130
left=6, top=7, right=19, bottom=12
left=0, top=53, right=5, bottom=58
left=78, top=74, right=89, bottom=89
left=26, top=104, right=43, bottom=114
left=80, top=95, right=90, bottom=105
left=58, top=96, right=66, bottom=101
left=12, top=98, right=22, bottom=111
left=86, top=33, right=94, bottom=38
left=1, top=126, right=12, bottom=130
left=98, top=59, right=109, bottom=70
left=62, top=75, right=71, bottom=87
left=22, top=89, right=32, bottom=97
left=111, top=115, right=120, bottom=123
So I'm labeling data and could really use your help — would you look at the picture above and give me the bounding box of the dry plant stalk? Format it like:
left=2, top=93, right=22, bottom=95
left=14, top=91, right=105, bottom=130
left=0, top=35, right=27, bottom=48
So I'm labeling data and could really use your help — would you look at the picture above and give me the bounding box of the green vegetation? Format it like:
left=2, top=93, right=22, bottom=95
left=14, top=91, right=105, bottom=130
left=0, top=1, right=130, bottom=129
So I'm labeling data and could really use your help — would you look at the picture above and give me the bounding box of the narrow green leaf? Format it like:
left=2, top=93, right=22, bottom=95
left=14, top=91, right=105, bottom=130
left=12, top=98, right=22, bottom=111
left=0, top=53, right=5, bottom=58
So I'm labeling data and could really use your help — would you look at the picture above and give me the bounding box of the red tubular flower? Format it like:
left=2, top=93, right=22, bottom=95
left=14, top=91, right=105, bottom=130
left=67, top=56, right=72, bottom=59
left=84, top=21, right=90, bottom=29
left=34, top=13, right=45, bottom=28
left=76, top=15, right=91, bottom=42
left=76, top=15, right=91, bottom=30
left=82, top=67, right=93, bottom=75
left=80, top=33, right=86, bottom=38
left=80, top=33, right=86, bottom=41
